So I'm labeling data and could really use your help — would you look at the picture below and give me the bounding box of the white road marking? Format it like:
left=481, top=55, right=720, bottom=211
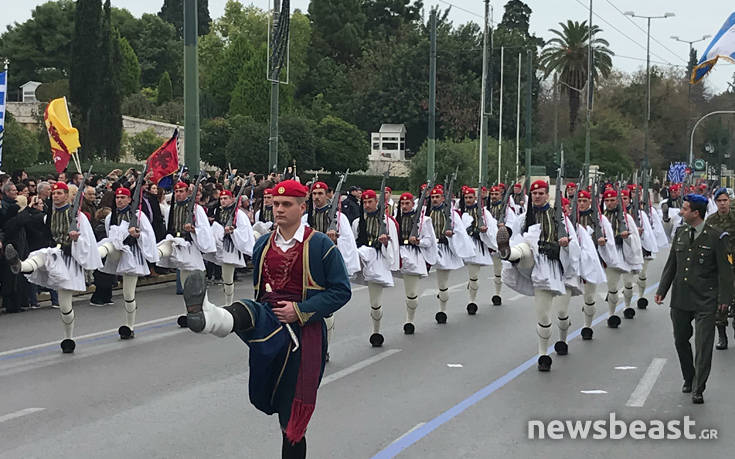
left=352, top=286, right=368, bottom=292
left=580, top=390, right=608, bottom=394
left=446, top=363, right=464, bottom=368
left=321, top=349, right=402, bottom=386
left=626, top=358, right=667, bottom=407
left=0, top=315, right=181, bottom=358
left=391, top=423, right=426, bottom=445
left=615, top=366, right=638, bottom=370
left=0, top=408, right=45, bottom=423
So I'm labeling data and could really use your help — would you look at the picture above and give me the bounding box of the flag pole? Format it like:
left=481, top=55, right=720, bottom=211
left=62, top=96, right=82, bottom=173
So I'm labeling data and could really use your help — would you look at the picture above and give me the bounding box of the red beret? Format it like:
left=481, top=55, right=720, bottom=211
left=362, top=189, right=377, bottom=200
left=312, top=181, right=328, bottom=191
left=530, top=180, right=548, bottom=191
left=174, top=181, right=188, bottom=190
left=274, top=180, right=308, bottom=198
left=384, top=186, right=392, bottom=193
left=430, top=185, right=444, bottom=196
left=116, top=187, right=131, bottom=197
left=603, top=190, right=618, bottom=199
left=399, top=192, right=414, bottom=201
left=626, top=184, right=636, bottom=190
left=514, top=182, right=522, bottom=188
left=490, top=185, right=502, bottom=193
left=566, top=182, right=577, bottom=189
left=604, top=184, right=614, bottom=190
left=578, top=190, right=591, bottom=199
left=220, top=189, right=233, bottom=198
left=481, top=186, right=488, bottom=192
left=698, top=183, right=707, bottom=189
left=561, top=197, right=570, bottom=206
left=420, top=183, right=428, bottom=190
left=52, top=182, right=68, bottom=192
left=263, top=188, right=273, bottom=196
left=621, top=189, right=630, bottom=197
left=498, top=183, right=507, bottom=190
left=463, top=187, right=476, bottom=196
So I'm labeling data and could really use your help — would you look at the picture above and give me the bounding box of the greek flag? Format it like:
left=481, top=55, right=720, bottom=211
left=692, top=12, right=735, bottom=83
left=0, top=70, right=6, bottom=168
left=667, top=162, right=687, bottom=183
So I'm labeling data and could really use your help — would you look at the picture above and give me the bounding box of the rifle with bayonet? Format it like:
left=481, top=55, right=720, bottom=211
left=497, top=177, right=513, bottom=225
left=181, top=172, right=205, bottom=238
left=554, top=168, right=569, bottom=240
left=591, top=178, right=604, bottom=243
left=128, top=165, right=148, bottom=231
left=225, top=176, right=248, bottom=229
left=443, top=166, right=459, bottom=234
left=410, top=175, right=435, bottom=241
left=327, top=169, right=350, bottom=233
left=630, top=170, right=641, bottom=227
left=376, top=167, right=391, bottom=243
left=570, top=170, right=582, bottom=226
left=69, top=165, right=93, bottom=233
left=613, top=179, right=628, bottom=236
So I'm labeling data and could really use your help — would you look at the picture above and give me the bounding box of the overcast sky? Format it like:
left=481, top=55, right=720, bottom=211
left=3, top=1, right=733, bottom=93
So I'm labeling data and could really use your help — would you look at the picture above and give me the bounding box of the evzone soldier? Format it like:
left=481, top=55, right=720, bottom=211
left=459, top=186, right=495, bottom=314
left=575, top=189, right=608, bottom=340
left=156, top=181, right=216, bottom=325
left=427, top=184, right=474, bottom=324
left=497, top=180, right=578, bottom=371
left=661, top=183, right=683, bottom=237
left=599, top=188, right=643, bottom=327
left=623, top=185, right=660, bottom=309
left=352, top=189, right=399, bottom=347
left=96, top=186, right=160, bottom=339
left=253, top=187, right=275, bottom=238
left=487, top=185, right=521, bottom=305
left=705, top=188, right=735, bottom=350
left=395, top=192, right=438, bottom=334
left=511, top=182, right=526, bottom=214
left=207, top=189, right=255, bottom=306
left=6, top=182, right=103, bottom=353
left=304, top=181, right=360, bottom=358
left=180, top=179, right=352, bottom=458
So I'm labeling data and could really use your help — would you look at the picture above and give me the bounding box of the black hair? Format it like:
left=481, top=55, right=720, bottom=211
left=685, top=198, right=707, bottom=219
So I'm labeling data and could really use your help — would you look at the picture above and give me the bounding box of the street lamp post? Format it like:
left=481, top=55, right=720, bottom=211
left=624, top=11, right=675, bottom=172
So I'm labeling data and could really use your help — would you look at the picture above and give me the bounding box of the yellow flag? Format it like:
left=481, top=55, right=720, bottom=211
left=44, top=97, right=80, bottom=172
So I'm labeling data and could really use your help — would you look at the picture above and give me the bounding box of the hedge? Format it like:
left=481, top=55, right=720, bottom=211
left=299, top=172, right=410, bottom=192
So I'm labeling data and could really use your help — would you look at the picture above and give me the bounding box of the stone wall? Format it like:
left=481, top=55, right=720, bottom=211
left=122, top=116, right=183, bottom=140
left=5, top=102, right=42, bottom=125
left=365, top=158, right=411, bottom=177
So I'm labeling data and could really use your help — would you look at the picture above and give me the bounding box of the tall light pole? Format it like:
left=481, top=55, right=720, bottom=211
left=584, top=0, right=592, bottom=187
left=478, top=0, right=490, bottom=184
left=183, top=0, right=201, bottom=174
left=624, top=11, right=675, bottom=171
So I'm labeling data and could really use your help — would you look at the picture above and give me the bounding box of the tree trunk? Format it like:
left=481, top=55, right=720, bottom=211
left=568, top=90, right=580, bottom=134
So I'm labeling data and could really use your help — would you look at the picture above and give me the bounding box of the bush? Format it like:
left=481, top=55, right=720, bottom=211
left=36, top=79, right=70, bottom=102
left=1, top=113, right=40, bottom=171
left=129, top=129, right=166, bottom=161
left=122, top=93, right=155, bottom=119
left=157, top=71, right=173, bottom=105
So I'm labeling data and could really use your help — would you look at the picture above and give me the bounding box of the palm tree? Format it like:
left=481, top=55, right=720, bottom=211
left=539, top=20, right=614, bottom=133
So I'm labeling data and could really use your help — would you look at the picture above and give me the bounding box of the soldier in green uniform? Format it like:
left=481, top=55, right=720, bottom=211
left=655, top=194, right=733, bottom=404
left=704, top=188, right=735, bottom=350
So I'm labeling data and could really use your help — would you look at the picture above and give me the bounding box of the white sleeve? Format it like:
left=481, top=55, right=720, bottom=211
left=232, top=209, right=255, bottom=256
left=73, top=212, right=104, bottom=270
left=192, top=205, right=216, bottom=253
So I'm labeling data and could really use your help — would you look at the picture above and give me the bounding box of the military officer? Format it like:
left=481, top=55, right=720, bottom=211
left=705, top=188, right=735, bottom=350
left=655, top=194, right=733, bottom=404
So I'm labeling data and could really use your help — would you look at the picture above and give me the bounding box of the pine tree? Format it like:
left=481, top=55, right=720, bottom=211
left=158, top=71, right=173, bottom=105
left=159, top=0, right=211, bottom=39
left=118, top=36, right=141, bottom=97
left=70, top=0, right=102, bottom=157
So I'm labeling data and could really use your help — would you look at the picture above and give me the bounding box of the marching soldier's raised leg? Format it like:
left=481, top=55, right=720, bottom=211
left=435, top=269, right=450, bottom=324
left=492, top=254, right=503, bottom=306
left=582, top=282, right=596, bottom=340
left=403, top=274, right=420, bottom=334
left=637, top=258, right=650, bottom=309
left=622, top=272, right=636, bottom=319
left=605, top=268, right=622, bottom=328
left=120, top=275, right=138, bottom=339
left=553, top=289, right=571, bottom=355
left=367, top=282, right=385, bottom=347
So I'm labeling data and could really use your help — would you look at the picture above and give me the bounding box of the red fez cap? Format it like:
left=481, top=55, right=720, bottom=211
left=514, top=183, right=522, bottom=189
left=430, top=185, right=444, bottom=196
left=463, top=187, right=476, bottom=196
left=362, top=189, right=377, bottom=200
left=174, top=181, right=188, bottom=190
left=498, top=182, right=507, bottom=190
left=116, top=187, right=131, bottom=197
left=562, top=197, right=570, bottom=207
left=481, top=186, right=488, bottom=192
left=220, top=189, right=233, bottom=198
left=566, top=182, right=577, bottom=189
left=490, top=185, right=501, bottom=193
left=312, top=181, right=328, bottom=191
left=626, top=184, right=636, bottom=190
left=530, top=180, right=548, bottom=191
left=274, top=180, right=308, bottom=198
left=604, top=183, right=614, bottom=190
left=578, top=190, right=591, bottom=199
left=603, top=190, right=618, bottom=199
left=52, top=182, right=68, bottom=192
left=420, top=183, right=428, bottom=190
left=698, top=183, right=707, bottom=189
left=384, top=186, right=392, bottom=193
left=263, top=188, right=273, bottom=196
left=621, top=189, right=630, bottom=197
left=399, top=192, right=414, bottom=201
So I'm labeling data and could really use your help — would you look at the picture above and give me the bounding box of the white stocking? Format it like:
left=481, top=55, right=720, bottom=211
left=467, top=264, right=481, bottom=302
left=582, top=282, right=597, bottom=327
left=492, top=255, right=503, bottom=295
left=58, top=289, right=75, bottom=340
left=622, top=272, right=634, bottom=308
left=436, top=269, right=450, bottom=312
left=534, top=289, right=554, bottom=356
left=20, top=253, right=46, bottom=273
left=555, top=289, right=571, bottom=342
left=122, top=275, right=138, bottom=329
left=368, top=282, right=384, bottom=334
left=403, top=274, right=420, bottom=323
left=605, top=268, right=622, bottom=316
left=222, top=264, right=236, bottom=305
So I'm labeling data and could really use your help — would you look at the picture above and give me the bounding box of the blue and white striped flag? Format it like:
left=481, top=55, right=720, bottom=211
left=692, top=12, right=735, bottom=83
left=0, top=70, right=6, bottom=168
left=667, top=162, right=687, bottom=184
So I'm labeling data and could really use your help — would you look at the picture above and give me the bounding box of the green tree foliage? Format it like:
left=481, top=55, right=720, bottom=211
left=539, top=20, right=614, bottom=133
left=308, top=0, right=366, bottom=66
left=70, top=0, right=101, bottom=121
left=201, top=117, right=232, bottom=168
left=129, top=129, right=165, bottom=161
left=157, top=71, right=173, bottom=105
left=280, top=115, right=318, bottom=171
left=315, top=115, right=369, bottom=173
left=36, top=79, right=70, bottom=102
left=0, top=0, right=76, bottom=94
left=225, top=115, right=288, bottom=170
left=159, top=0, right=212, bottom=38
left=363, top=0, right=423, bottom=38
left=1, top=113, right=41, bottom=170
left=118, top=36, right=140, bottom=97
left=130, top=14, right=182, bottom=92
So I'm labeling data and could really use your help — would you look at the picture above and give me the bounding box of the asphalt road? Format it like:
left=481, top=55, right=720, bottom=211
left=0, top=252, right=733, bottom=458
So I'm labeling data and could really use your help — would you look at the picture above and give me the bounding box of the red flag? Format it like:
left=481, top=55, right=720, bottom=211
left=52, top=147, right=72, bottom=173
left=146, top=129, right=180, bottom=184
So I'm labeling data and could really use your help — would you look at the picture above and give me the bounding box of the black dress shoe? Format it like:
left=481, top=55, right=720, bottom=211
left=692, top=393, right=704, bottom=404
left=682, top=382, right=693, bottom=393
